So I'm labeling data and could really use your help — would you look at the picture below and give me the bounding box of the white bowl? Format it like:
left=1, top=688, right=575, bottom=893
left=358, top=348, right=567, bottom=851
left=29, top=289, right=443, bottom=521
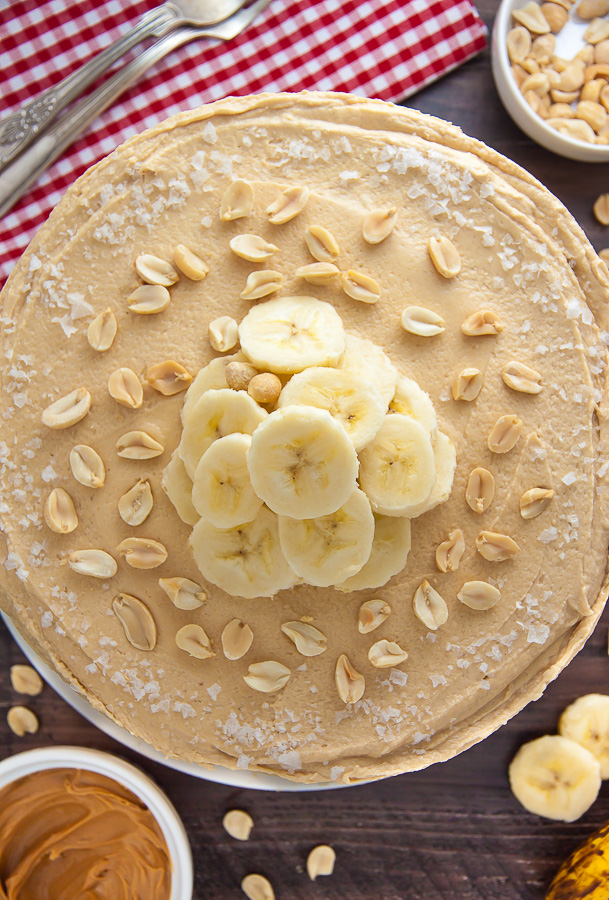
left=492, top=0, right=609, bottom=161
left=0, top=745, right=193, bottom=900
left=2, top=613, right=340, bottom=792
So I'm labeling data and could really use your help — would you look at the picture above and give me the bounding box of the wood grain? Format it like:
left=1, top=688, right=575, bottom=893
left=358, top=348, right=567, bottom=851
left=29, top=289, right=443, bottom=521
left=2, top=2, right=609, bottom=897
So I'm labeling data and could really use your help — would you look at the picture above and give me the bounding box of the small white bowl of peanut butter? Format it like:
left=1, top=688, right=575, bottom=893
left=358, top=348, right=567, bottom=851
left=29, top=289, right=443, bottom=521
left=0, top=746, right=193, bottom=900
left=492, top=0, right=609, bottom=160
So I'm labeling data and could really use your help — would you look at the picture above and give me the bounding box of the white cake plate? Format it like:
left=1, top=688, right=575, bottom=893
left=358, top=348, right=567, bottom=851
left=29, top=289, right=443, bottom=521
left=2, top=613, right=338, bottom=792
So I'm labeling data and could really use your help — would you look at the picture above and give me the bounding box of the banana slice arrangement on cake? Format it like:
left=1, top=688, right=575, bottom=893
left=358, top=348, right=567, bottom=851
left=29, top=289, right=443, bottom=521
left=163, top=296, right=456, bottom=599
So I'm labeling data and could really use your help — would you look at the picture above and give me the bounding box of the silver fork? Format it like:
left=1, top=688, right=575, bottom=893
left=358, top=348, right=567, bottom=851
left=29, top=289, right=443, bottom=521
left=0, top=0, right=273, bottom=219
left=0, top=0, right=252, bottom=171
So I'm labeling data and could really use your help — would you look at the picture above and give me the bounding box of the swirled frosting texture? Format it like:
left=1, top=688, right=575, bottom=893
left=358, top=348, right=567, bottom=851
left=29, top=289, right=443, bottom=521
left=0, top=768, right=171, bottom=900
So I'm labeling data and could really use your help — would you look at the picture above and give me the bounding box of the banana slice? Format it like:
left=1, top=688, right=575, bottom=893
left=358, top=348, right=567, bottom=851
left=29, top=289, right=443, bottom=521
left=247, top=406, right=359, bottom=518
left=400, top=431, right=457, bottom=518
left=334, top=514, right=411, bottom=592
left=190, top=506, right=297, bottom=599
left=181, top=352, right=245, bottom=425
left=278, top=488, right=374, bottom=587
left=178, top=388, right=267, bottom=479
left=559, top=694, right=609, bottom=779
left=162, top=451, right=198, bottom=526
left=192, top=433, right=263, bottom=528
left=509, top=734, right=601, bottom=822
left=278, top=367, right=385, bottom=451
left=339, top=333, right=398, bottom=408
left=359, top=414, right=435, bottom=517
left=389, top=375, right=437, bottom=439
left=239, top=296, right=345, bottom=374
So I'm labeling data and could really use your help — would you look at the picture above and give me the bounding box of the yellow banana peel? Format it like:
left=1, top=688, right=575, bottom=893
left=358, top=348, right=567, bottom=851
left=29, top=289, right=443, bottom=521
left=547, top=821, right=609, bottom=899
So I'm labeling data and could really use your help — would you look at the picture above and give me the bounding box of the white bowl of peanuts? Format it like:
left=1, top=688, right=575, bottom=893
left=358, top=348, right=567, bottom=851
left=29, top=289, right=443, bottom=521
left=492, top=0, right=609, bottom=160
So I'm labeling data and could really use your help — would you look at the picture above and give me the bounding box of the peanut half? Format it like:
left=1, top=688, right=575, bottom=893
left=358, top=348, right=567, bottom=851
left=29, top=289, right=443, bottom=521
left=368, top=639, right=408, bottom=668
left=243, top=661, right=291, bottom=693
left=412, top=580, right=449, bottom=631
left=147, top=360, right=193, bottom=395
left=87, top=308, right=117, bottom=351
left=220, top=179, right=254, bottom=221
left=362, top=207, right=398, bottom=244
left=44, top=488, right=78, bottom=534
left=222, top=618, right=254, bottom=660
left=465, top=467, right=495, bottom=513
left=223, top=810, right=254, bottom=841
left=175, top=624, right=214, bottom=659
left=335, top=654, right=365, bottom=703
left=112, top=592, right=157, bottom=651
left=358, top=599, right=392, bottom=634
left=428, top=235, right=461, bottom=278
left=42, top=388, right=91, bottom=429
left=159, top=576, right=206, bottom=610
left=281, top=621, right=327, bottom=657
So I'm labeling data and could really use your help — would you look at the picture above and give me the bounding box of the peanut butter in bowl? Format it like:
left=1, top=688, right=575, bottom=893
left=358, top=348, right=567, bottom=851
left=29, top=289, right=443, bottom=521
left=0, top=766, right=172, bottom=900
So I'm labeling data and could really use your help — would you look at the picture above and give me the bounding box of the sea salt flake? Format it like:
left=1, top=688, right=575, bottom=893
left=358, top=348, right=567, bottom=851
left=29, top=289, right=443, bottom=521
left=527, top=623, right=550, bottom=644
left=173, top=701, right=196, bottom=719
left=277, top=750, right=301, bottom=773
left=51, top=315, right=78, bottom=338
left=202, top=122, right=217, bottom=144
left=40, top=465, right=57, bottom=483
left=562, top=471, right=577, bottom=485
left=67, top=292, right=94, bottom=319
left=539, top=527, right=558, bottom=543
left=207, top=683, right=221, bottom=701
left=389, top=669, right=408, bottom=686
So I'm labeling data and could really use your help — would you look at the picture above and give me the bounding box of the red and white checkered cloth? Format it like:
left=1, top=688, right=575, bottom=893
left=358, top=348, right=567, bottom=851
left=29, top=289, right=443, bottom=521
left=0, top=0, right=487, bottom=285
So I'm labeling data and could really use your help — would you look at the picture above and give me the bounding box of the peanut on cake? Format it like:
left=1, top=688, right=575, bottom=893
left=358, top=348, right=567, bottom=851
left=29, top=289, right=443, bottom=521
left=1, top=92, right=608, bottom=783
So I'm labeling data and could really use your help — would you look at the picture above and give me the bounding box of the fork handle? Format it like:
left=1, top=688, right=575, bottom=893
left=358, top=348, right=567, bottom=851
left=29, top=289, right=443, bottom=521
left=0, top=4, right=179, bottom=171
left=0, top=28, right=201, bottom=219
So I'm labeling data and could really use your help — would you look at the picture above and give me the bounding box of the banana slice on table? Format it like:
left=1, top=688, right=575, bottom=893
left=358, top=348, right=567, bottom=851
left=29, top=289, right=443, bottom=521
left=239, top=296, right=345, bottom=374
left=192, top=433, right=263, bottom=529
left=334, top=514, right=411, bottom=592
left=359, top=414, right=435, bottom=517
left=278, top=367, right=385, bottom=451
left=400, top=431, right=457, bottom=518
left=162, top=451, right=198, bottom=526
left=178, top=388, right=267, bottom=479
left=389, top=375, right=438, bottom=439
left=189, top=506, right=298, bottom=599
left=247, top=406, right=359, bottom=518
left=509, top=734, right=601, bottom=822
left=339, top=333, right=398, bottom=408
left=559, top=694, right=609, bottom=778
left=181, top=352, right=245, bottom=425
left=278, top=487, right=374, bottom=587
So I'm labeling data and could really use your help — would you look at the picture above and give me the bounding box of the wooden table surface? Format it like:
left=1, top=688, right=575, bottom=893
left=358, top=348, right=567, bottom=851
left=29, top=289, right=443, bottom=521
left=2, top=2, right=609, bottom=898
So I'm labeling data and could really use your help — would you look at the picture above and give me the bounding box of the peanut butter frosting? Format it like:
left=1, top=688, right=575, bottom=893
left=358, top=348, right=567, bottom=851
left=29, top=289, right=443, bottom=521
left=0, top=768, right=171, bottom=899
left=1, top=92, right=609, bottom=783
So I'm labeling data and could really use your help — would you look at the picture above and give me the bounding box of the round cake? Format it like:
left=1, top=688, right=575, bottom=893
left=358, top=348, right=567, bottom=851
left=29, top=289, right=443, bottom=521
left=1, top=92, right=608, bottom=784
